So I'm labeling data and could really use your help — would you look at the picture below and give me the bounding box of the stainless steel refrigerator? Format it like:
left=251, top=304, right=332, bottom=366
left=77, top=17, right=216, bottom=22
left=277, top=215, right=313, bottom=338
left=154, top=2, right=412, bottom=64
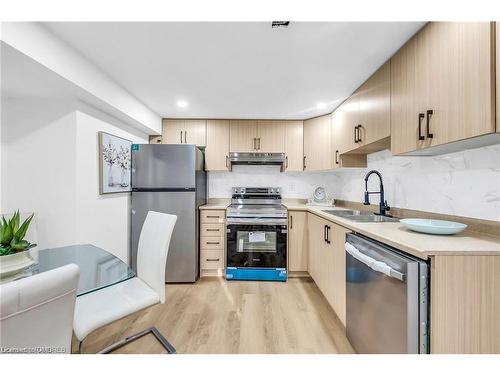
left=131, top=144, right=206, bottom=283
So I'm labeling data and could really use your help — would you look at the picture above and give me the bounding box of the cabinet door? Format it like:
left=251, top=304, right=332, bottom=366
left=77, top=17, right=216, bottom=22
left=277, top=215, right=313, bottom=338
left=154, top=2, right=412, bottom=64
left=497, top=22, right=500, bottom=133
left=332, top=112, right=367, bottom=169
left=162, top=119, right=185, bottom=144
left=184, top=120, right=206, bottom=147
left=288, top=211, right=308, bottom=272
left=359, top=61, right=391, bottom=145
left=390, top=34, right=425, bottom=155
left=256, top=120, right=285, bottom=152
left=335, top=96, right=360, bottom=154
left=307, top=213, right=324, bottom=281
left=205, top=120, right=230, bottom=171
left=284, top=121, right=304, bottom=171
left=331, top=223, right=349, bottom=327
left=425, top=22, right=495, bottom=147
left=229, top=120, right=257, bottom=152
left=303, top=114, right=332, bottom=171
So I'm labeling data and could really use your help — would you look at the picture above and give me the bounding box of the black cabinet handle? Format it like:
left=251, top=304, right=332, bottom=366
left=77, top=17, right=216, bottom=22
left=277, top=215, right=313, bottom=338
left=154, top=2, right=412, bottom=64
left=335, top=150, right=339, bottom=165
left=323, top=225, right=327, bottom=242
left=354, top=126, right=358, bottom=143
left=418, top=113, right=425, bottom=140
left=206, top=258, right=220, bottom=262
left=290, top=215, right=293, bottom=229
left=184, top=131, right=187, bottom=144
left=206, top=215, right=220, bottom=218
left=326, top=225, right=331, bottom=244
left=356, top=125, right=362, bottom=143
left=285, top=156, right=288, bottom=169
left=303, top=156, right=306, bottom=170
left=206, top=229, right=219, bottom=232
left=225, top=155, right=229, bottom=168
left=180, top=131, right=183, bottom=143
left=206, top=241, right=220, bottom=245
left=426, top=110, right=434, bottom=139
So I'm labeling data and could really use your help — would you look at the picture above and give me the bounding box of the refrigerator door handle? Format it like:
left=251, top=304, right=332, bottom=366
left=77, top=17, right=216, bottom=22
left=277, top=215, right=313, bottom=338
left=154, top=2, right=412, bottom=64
left=345, top=242, right=405, bottom=281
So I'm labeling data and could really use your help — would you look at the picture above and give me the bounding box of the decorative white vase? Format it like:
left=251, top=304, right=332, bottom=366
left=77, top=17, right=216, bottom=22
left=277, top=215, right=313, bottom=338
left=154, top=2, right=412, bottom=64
left=0, top=251, right=35, bottom=281
left=108, top=164, right=114, bottom=187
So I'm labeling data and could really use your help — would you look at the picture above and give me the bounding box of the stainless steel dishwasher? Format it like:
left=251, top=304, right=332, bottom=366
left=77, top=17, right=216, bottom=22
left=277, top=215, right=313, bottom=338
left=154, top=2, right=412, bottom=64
left=345, top=233, right=429, bottom=354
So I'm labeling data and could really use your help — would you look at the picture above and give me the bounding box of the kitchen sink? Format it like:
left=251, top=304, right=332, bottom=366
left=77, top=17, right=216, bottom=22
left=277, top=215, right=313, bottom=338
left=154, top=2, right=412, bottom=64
left=322, top=209, right=399, bottom=223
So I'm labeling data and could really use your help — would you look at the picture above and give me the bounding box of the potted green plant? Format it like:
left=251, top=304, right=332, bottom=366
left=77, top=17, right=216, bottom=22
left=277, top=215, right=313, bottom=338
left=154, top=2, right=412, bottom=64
left=0, top=211, right=37, bottom=280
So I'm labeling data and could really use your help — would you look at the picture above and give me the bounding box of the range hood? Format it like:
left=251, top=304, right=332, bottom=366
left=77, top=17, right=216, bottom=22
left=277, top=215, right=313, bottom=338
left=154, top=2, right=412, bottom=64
left=228, top=152, right=286, bottom=171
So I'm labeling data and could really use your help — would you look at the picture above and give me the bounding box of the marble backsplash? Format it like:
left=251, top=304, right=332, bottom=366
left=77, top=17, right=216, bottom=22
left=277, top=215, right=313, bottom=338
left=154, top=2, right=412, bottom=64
left=207, top=144, right=500, bottom=222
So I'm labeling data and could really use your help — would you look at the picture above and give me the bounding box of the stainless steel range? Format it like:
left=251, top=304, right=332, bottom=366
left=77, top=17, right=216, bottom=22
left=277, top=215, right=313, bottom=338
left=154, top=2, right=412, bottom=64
left=226, top=187, right=288, bottom=281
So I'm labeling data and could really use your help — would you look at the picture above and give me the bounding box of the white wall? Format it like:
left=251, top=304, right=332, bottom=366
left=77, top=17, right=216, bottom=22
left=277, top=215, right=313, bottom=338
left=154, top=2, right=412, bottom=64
left=1, top=98, right=78, bottom=248
left=75, top=106, right=148, bottom=262
left=1, top=22, right=161, bottom=134
left=1, top=97, right=149, bottom=263
left=334, top=146, right=500, bottom=222
left=208, top=144, right=500, bottom=222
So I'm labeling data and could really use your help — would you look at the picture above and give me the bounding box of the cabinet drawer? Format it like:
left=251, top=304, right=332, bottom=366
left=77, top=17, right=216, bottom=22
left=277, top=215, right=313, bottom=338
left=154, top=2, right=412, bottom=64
left=201, top=236, right=224, bottom=250
left=201, top=223, right=224, bottom=236
left=201, top=210, right=226, bottom=223
left=200, top=250, right=224, bottom=270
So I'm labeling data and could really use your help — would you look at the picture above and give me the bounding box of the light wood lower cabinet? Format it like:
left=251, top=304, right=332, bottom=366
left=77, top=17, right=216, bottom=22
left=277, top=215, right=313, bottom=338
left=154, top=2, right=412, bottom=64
left=200, top=209, right=226, bottom=277
left=307, top=212, right=349, bottom=327
left=430, top=255, right=500, bottom=354
left=288, top=211, right=308, bottom=272
left=303, top=114, right=332, bottom=171
left=205, top=120, right=230, bottom=171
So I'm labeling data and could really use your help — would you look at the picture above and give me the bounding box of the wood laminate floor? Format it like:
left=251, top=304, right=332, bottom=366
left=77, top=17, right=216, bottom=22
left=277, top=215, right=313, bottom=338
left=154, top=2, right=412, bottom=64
left=78, top=277, right=354, bottom=354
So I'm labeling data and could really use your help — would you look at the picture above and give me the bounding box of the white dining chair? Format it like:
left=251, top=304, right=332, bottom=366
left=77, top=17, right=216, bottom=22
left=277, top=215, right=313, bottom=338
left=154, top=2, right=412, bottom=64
left=0, top=263, right=80, bottom=354
left=73, top=211, right=177, bottom=354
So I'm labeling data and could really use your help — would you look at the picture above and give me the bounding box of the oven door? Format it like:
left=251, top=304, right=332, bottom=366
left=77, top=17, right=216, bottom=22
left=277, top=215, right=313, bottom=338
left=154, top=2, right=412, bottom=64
left=226, top=219, right=287, bottom=269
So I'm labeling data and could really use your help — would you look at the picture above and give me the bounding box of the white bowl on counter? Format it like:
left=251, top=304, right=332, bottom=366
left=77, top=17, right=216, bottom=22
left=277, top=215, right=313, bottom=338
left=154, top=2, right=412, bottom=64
left=400, top=218, right=467, bottom=235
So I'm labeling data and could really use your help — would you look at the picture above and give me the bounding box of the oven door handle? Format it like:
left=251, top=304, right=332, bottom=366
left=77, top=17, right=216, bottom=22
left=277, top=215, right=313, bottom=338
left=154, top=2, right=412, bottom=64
left=226, top=218, right=288, bottom=226
left=345, top=242, right=405, bottom=281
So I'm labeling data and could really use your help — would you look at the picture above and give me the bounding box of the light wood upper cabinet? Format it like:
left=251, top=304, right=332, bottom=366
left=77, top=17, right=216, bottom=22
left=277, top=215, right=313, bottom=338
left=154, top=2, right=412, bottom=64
left=332, top=112, right=367, bottom=169
left=184, top=120, right=207, bottom=147
left=229, top=120, right=258, bottom=152
left=205, top=120, right=230, bottom=171
left=391, top=22, right=495, bottom=155
left=162, top=119, right=185, bottom=145
left=303, top=114, right=332, bottom=171
left=256, top=120, right=285, bottom=152
left=284, top=121, right=304, bottom=171
left=358, top=61, right=391, bottom=146
left=497, top=22, right=500, bottom=133
left=333, top=97, right=360, bottom=154
left=162, top=119, right=206, bottom=147
left=288, top=211, right=308, bottom=272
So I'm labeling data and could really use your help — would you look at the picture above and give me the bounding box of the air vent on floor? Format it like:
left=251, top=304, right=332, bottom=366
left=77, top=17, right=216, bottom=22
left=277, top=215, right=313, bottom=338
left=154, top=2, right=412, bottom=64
left=271, top=21, right=290, bottom=29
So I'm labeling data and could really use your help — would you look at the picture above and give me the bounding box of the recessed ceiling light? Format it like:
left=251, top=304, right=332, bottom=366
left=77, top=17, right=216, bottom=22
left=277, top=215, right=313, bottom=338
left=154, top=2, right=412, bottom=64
left=176, top=100, right=188, bottom=108
left=316, top=102, right=326, bottom=110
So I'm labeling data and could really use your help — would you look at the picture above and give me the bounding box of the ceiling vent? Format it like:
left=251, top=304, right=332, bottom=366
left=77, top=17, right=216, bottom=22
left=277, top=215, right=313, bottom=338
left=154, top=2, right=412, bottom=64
left=271, top=21, right=290, bottom=29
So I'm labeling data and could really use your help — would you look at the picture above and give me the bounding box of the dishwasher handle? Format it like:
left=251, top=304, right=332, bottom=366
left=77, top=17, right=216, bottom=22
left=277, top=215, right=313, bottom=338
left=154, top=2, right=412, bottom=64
left=345, top=242, right=405, bottom=281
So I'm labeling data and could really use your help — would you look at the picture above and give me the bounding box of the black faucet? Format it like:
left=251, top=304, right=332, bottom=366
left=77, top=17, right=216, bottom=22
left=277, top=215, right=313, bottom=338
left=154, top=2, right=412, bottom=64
left=363, top=170, right=391, bottom=216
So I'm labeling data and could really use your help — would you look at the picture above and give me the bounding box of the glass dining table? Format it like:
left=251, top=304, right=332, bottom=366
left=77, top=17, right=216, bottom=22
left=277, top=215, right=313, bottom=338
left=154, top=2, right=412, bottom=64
left=13, top=244, right=135, bottom=296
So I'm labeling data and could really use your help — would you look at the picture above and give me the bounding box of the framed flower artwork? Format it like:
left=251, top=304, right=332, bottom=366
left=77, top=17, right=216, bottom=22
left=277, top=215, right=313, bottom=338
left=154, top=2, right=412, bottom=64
left=98, top=131, right=132, bottom=194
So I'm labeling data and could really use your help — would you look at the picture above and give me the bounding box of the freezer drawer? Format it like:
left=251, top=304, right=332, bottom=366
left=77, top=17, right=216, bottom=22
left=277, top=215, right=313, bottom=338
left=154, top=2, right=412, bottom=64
left=345, top=234, right=428, bottom=354
left=131, top=191, right=198, bottom=283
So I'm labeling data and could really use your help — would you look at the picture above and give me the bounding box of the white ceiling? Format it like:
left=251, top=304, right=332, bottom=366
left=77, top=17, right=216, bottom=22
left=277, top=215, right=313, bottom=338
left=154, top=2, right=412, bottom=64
left=42, top=22, right=424, bottom=120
